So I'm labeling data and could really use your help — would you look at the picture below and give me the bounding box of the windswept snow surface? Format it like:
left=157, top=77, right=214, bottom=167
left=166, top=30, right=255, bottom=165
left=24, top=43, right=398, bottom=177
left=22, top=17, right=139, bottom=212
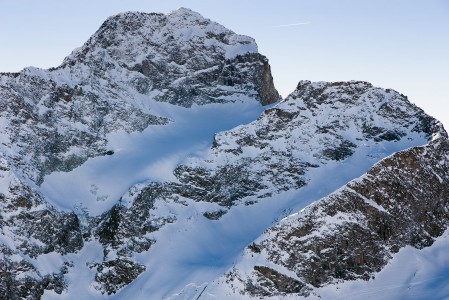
left=40, top=99, right=268, bottom=215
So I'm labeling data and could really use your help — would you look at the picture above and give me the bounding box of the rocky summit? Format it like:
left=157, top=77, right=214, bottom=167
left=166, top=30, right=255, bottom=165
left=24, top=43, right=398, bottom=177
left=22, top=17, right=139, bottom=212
left=0, top=8, right=448, bottom=300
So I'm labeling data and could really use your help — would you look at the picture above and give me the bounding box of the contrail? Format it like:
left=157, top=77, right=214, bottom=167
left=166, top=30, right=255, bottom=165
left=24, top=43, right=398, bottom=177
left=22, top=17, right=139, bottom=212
left=274, top=22, right=311, bottom=28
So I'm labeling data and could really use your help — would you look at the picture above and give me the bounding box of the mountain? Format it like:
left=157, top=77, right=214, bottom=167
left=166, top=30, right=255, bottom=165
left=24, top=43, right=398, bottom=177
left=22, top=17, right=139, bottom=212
left=0, top=8, right=278, bottom=299
left=0, top=8, right=448, bottom=300
left=0, top=8, right=278, bottom=185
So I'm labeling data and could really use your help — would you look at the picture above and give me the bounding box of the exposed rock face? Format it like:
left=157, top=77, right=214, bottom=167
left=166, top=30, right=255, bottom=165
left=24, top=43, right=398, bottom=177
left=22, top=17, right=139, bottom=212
left=0, top=157, right=81, bottom=298
left=0, top=255, right=68, bottom=300
left=0, top=71, right=167, bottom=185
left=208, top=124, right=449, bottom=298
left=95, top=182, right=177, bottom=258
left=91, top=259, right=146, bottom=295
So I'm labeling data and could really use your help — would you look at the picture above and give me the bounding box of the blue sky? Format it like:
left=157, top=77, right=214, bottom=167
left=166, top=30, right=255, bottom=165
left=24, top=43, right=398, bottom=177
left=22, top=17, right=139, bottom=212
left=1, top=0, right=448, bottom=128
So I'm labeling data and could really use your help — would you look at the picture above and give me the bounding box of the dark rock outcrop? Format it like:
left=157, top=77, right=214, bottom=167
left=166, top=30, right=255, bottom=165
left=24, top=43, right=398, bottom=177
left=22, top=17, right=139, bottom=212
left=0, top=256, right=68, bottom=300
left=91, top=259, right=146, bottom=295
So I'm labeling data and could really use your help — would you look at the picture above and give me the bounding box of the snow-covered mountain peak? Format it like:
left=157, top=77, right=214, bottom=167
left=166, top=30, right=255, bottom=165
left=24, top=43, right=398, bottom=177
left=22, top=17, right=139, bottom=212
left=54, top=8, right=278, bottom=107
left=280, top=80, right=436, bottom=143
left=63, top=8, right=257, bottom=68
left=168, top=7, right=201, bottom=17
left=292, top=80, right=394, bottom=109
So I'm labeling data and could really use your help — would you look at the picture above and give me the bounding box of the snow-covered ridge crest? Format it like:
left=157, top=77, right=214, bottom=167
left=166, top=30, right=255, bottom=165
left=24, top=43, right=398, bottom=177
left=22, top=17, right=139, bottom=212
left=180, top=80, right=435, bottom=187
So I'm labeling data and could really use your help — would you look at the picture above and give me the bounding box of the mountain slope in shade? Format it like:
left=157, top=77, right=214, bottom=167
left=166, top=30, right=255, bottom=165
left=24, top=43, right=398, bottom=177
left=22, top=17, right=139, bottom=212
left=200, top=124, right=449, bottom=299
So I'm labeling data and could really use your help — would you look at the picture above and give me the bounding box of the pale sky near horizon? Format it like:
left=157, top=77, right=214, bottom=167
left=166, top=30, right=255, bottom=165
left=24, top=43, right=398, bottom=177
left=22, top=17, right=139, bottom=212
left=1, top=1, right=448, bottom=128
